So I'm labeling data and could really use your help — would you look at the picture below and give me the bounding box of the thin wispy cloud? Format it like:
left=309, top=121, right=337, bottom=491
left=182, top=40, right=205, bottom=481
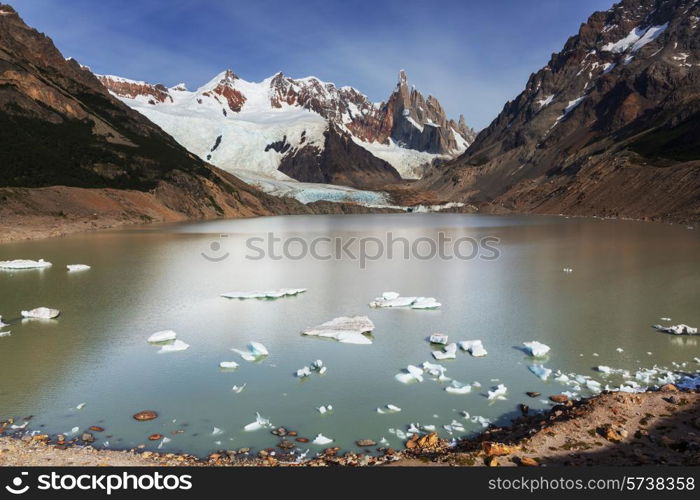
left=15, top=0, right=615, bottom=129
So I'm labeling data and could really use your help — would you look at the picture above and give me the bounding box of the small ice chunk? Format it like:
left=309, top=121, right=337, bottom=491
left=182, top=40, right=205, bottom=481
left=458, top=340, right=487, bottom=357
left=302, top=316, right=374, bottom=344
left=212, top=427, right=224, bottom=436
left=0, top=259, right=52, bottom=269
left=616, top=347, right=624, bottom=353
left=317, top=404, right=333, bottom=414
left=487, top=384, right=508, bottom=400
left=653, top=324, right=698, bottom=335
left=523, top=341, right=551, bottom=357
left=76, top=402, right=86, bottom=410
left=232, top=384, right=246, bottom=393
left=312, top=433, right=333, bottom=445
left=219, top=361, right=239, bottom=369
left=243, top=412, right=271, bottom=431
left=369, top=292, right=441, bottom=309
left=386, top=404, right=402, bottom=412
left=597, top=365, right=612, bottom=374
left=432, top=343, right=458, bottom=360
left=67, top=264, right=90, bottom=272
left=660, top=317, right=671, bottom=321
left=318, top=366, right=327, bottom=375
left=296, top=366, right=312, bottom=378
left=395, top=365, right=424, bottom=384
left=147, top=330, right=177, bottom=343
left=220, top=288, right=306, bottom=299
left=21, top=307, right=60, bottom=319
left=232, top=342, right=270, bottom=361
left=382, top=291, right=400, bottom=300
left=157, top=436, right=172, bottom=449
left=429, top=333, right=449, bottom=345
left=158, top=340, right=189, bottom=353
left=445, top=381, right=472, bottom=394
left=312, top=360, right=323, bottom=369
left=528, top=364, right=552, bottom=380
left=0, top=331, right=10, bottom=338
left=411, top=297, right=442, bottom=309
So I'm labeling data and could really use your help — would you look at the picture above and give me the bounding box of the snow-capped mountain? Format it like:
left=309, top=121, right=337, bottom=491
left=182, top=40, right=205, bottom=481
left=97, top=70, right=475, bottom=189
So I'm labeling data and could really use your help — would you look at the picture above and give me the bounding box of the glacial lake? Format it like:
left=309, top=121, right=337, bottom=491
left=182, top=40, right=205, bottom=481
left=0, top=214, right=698, bottom=457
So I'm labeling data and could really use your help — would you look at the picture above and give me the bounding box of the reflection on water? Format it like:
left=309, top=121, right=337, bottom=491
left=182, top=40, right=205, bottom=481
left=0, top=214, right=698, bottom=456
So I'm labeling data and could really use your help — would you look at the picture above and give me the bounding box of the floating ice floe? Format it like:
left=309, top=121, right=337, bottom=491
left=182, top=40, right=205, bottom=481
left=76, top=402, right=86, bottom=410
left=317, top=404, right=333, bottom=414
left=221, top=288, right=306, bottom=300
left=522, top=341, right=551, bottom=357
left=660, top=317, right=671, bottom=321
left=369, top=291, right=441, bottom=309
left=0, top=331, right=9, bottom=338
left=21, top=307, right=60, bottom=319
left=653, top=324, right=698, bottom=335
left=395, top=365, right=424, bottom=384
left=212, top=427, right=224, bottom=436
left=11, top=421, right=28, bottom=430
left=445, top=381, right=472, bottom=394
left=562, top=267, right=573, bottom=273
left=458, top=339, right=487, bottom=357
left=0, top=259, right=52, bottom=269
left=157, top=437, right=172, bottom=449
left=231, top=384, right=246, bottom=393
left=432, top=343, right=458, bottom=360
left=312, top=433, right=333, bottom=445
left=67, top=264, right=90, bottom=272
left=296, top=366, right=312, bottom=378
left=243, top=412, right=271, bottom=431
left=429, top=333, right=449, bottom=345
left=232, top=341, right=270, bottom=361
left=616, top=347, right=624, bottom=353
left=147, top=330, right=177, bottom=343
left=219, top=361, right=239, bottom=369
left=421, top=361, right=450, bottom=381
left=158, top=340, right=190, bottom=353
left=302, top=316, right=374, bottom=344
left=528, top=364, right=552, bottom=381
left=487, top=384, right=507, bottom=400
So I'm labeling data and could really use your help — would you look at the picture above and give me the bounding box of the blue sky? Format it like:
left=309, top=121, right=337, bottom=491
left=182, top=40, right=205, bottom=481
left=15, top=0, right=615, bottom=129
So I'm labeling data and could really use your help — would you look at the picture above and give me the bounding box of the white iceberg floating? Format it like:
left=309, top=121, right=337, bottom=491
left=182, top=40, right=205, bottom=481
left=67, top=264, right=90, bottom=272
left=458, top=340, right=487, bottom=357
left=302, top=316, right=374, bottom=344
left=369, top=292, right=441, bottom=309
left=296, top=366, right=312, bottom=378
left=429, top=333, right=449, bottom=345
left=221, top=288, right=306, bottom=299
left=312, top=359, right=323, bottom=369
left=0, top=259, right=52, bottom=270
left=432, top=343, right=457, bottom=360
left=421, top=361, right=449, bottom=380
left=487, top=384, right=508, bottom=400
left=212, top=427, right=224, bottom=436
left=0, top=331, right=10, bottom=338
left=312, top=433, right=333, bottom=445
left=157, top=436, right=172, bottom=449
left=219, top=361, right=239, bottom=369
left=158, top=340, right=189, bottom=353
left=653, top=324, right=698, bottom=335
left=232, top=341, right=270, bottom=361
left=395, top=364, right=424, bottom=384
left=528, top=364, right=552, bottom=381
left=523, top=341, right=551, bottom=357
left=243, top=412, right=271, bottom=432
left=386, top=404, right=402, bottom=412
left=562, top=267, right=573, bottom=273
left=445, top=381, right=472, bottom=394
left=21, top=307, right=60, bottom=319
left=75, top=402, right=86, bottom=410
left=317, top=404, right=333, bottom=414
left=231, top=384, right=246, bottom=393
left=147, top=330, right=177, bottom=343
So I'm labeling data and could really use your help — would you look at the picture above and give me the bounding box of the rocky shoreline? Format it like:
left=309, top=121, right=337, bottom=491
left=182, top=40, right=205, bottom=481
left=2, top=385, right=698, bottom=467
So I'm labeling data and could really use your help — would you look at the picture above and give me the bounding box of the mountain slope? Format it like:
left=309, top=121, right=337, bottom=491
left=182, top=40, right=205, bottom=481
left=0, top=3, right=308, bottom=228
left=98, top=69, right=475, bottom=188
left=420, top=0, right=700, bottom=222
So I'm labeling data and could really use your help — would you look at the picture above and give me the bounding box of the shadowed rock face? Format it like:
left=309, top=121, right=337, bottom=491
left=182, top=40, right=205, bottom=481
left=0, top=4, right=307, bottom=219
left=420, top=0, right=700, bottom=222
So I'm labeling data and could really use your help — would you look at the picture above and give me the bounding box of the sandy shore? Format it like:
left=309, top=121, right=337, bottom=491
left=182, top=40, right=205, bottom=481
left=2, top=386, right=698, bottom=467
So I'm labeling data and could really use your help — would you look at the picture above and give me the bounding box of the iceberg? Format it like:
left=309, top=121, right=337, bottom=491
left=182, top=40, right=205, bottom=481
left=67, top=264, right=91, bottom=272
left=302, top=316, right=374, bottom=344
left=75, top=402, right=86, bottom=410
left=157, top=436, right=172, bottom=449
left=231, top=384, right=246, bottom=393
left=422, top=361, right=448, bottom=379
left=395, top=364, right=424, bottom=384
left=458, top=340, right=487, bottom=357
left=21, top=307, right=60, bottom=319
left=0, top=259, right=52, bottom=270
left=0, top=331, right=10, bottom=337
left=312, top=433, right=333, bottom=445
left=147, top=330, right=177, bottom=343
left=432, top=343, right=458, bottom=360
left=158, top=340, right=189, bottom=353
left=221, top=288, right=306, bottom=299
left=317, top=404, right=333, bottom=414
left=445, top=381, right=472, bottom=394
left=219, top=361, right=239, bottom=369
left=386, top=404, right=402, bottom=412
left=244, top=412, right=271, bottom=432
left=653, top=324, right=698, bottom=335
left=212, top=427, right=224, bottom=436
left=487, top=384, right=508, bottom=400
left=429, top=333, right=449, bottom=345
left=232, top=342, right=270, bottom=361
left=369, top=292, right=441, bottom=309
left=312, top=360, right=323, bottom=369
left=528, top=364, right=552, bottom=381
left=523, top=341, right=551, bottom=357
left=296, top=366, right=312, bottom=378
